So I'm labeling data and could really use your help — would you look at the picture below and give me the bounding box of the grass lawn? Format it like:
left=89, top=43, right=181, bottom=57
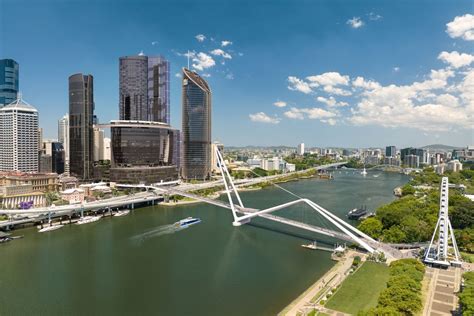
left=461, top=252, right=474, bottom=263
left=325, top=261, right=390, bottom=314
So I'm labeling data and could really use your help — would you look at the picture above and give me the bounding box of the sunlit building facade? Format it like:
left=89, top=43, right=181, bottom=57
left=69, top=73, right=94, bottom=180
left=181, top=68, right=211, bottom=180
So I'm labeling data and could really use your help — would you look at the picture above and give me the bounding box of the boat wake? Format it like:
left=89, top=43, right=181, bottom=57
left=130, top=224, right=184, bottom=244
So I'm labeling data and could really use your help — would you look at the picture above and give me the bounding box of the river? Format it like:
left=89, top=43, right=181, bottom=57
left=0, top=171, right=408, bottom=315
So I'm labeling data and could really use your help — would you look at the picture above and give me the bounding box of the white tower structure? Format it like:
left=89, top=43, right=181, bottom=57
left=424, top=177, right=461, bottom=267
left=93, top=126, right=104, bottom=162
left=58, top=113, right=70, bottom=174
left=0, top=95, right=39, bottom=172
left=103, top=137, right=111, bottom=161
left=297, top=143, right=305, bottom=156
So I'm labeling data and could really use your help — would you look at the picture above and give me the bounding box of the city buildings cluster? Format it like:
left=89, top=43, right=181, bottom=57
left=0, top=55, right=213, bottom=208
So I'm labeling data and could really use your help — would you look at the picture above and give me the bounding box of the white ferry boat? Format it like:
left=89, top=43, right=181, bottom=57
left=114, top=210, right=130, bottom=217
left=175, top=217, right=201, bottom=228
left=39, top=224, right=64, bottom=233
left=361, top=167, right=368, bottom=176
left=301, top=241, right=317, bottom=250
left=76, top=215, right=101, bottom=225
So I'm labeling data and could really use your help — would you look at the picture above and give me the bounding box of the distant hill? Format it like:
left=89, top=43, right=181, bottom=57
left=421, top=144, right=462, bottom=152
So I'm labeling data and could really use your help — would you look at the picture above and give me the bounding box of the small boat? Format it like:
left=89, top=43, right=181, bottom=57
left=175, top=217, right=201, bottom=228
left=361, top=168, right=368, bottom=176
left=347, top=206, right=368, bottom=220
left=39, top=224, right=64, bottom=233
left=302, top=241, right=317, bottom=250
left=114, top=210, right=130, bottom=217
left=76, top=215, right=101, bottom=225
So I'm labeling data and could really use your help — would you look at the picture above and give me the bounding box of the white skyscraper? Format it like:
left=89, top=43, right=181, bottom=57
left=103, top=137, right=111, bottom=161
left=297, top=143, right=305, bottom=156
left=93, top=126, right=104, bottom=161
left=58, top=114, right=70, bottom=174
left=0, top=96, right=39, bottom=172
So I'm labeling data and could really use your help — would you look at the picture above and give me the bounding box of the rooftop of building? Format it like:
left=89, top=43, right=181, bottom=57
left=182, top=68, right=211, bottom=93
left=0, top=171, right=58, bottom=178
left=1, top=94, right=37, bottom=112
left=104, top=120, right=177, bottom=130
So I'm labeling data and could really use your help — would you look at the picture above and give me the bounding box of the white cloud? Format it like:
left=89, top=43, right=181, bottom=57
left=151, top=41, right=159, bottom=46
left=393, top=67, right=400, bottom=72
left=316, top=96, right=348, bottom=107
left=175, top=73, right=181, bottom=78
left=225, top=73, right=234, bottom=80
left=284, top=107, right=337, bottom=123
left=288, top=76, right=312, bottom=94
left=438, top=51, right=474, bottom=68
left=368, top=12, right=382, bottom=21
left=202, top=73, right=211, bottom=78
left=284, top=108, right=305, bottom=120
left=323, top=85, right=352, bottom=96
left=192, top=52, right=215, bottom=71
left=195, top=34, right=206, bottom=42
left=306, top=72, right=350, bottom=87
left=352, top=76, right=381, bottom=90
left=348, top=67, right=472, bottom=131
left=446, top=14, right=474, bottom=41
left=249, top=112, right=280, bottom=124
left=273, top=101, right=287, bottom=108
left=221, top=40, right=233, bottom=47
left=347, top=17, right=364, bottom=29
left=210, top=49, right=232, bottom=59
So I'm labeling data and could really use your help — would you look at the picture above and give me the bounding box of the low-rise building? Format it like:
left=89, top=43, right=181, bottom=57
left=0, top=171, right=59, bottom=192
left=60, top=188, right=85, bottom=204
left=446, top=159, right=463, bottom=172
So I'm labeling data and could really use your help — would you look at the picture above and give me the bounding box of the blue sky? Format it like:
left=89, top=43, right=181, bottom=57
left=1, top=0, right=473, bottom=148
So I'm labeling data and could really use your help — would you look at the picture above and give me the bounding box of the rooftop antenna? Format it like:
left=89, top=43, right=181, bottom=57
left=187, top=50, right=190, bottom=69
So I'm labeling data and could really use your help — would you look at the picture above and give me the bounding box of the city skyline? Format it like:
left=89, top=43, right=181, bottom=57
left=1, top=0, right=473, bottom=148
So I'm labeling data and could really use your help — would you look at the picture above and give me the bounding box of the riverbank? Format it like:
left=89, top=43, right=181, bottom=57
left=279, top=250, right=363, bottom=316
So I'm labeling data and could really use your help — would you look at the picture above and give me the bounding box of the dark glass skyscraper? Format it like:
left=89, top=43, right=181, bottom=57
left=0, top=59, right=19, bottom=107
left=181, top=68, right=211, bottom=180
left=119, top=54, right=170, bottom=123
left=69, top=74, right=94, bottom=180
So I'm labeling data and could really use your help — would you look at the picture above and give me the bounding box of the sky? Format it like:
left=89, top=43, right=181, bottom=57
left=1, top=0, right=473, bottom=148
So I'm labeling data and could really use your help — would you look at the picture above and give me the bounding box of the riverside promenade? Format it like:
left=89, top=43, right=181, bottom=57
left=280, top=250, right=361, bottom=316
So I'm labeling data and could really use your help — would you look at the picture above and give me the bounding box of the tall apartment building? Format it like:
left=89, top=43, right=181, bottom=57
left=297, top=143, right=305, bottom=156
left=0, top=96, right=39, bottom=172
left=0, top=59, right=19, bottom=107
left=69, top=74, right=94, bottom=180
left=181, top=68, right=211, bottom=180
left=58, top=114, right=70, bottom=174
left=119, top=54, right=170, bottom=123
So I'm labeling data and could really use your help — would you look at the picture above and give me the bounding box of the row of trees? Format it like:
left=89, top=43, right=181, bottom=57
left=360, top=259, right=425, bottom=315
left=284, top=154, right=334, bottom=171
left=357, top=168, right=474, bottom=252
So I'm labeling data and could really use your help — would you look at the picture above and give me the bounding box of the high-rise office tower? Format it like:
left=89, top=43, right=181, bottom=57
left=385, top=146, right=396, bottom=158
left=0, top=95, right=38, bottom=172
left=119, top=53, right=170, bottom=123
left=0, top=59, right=19, bottom=107
left=93, top=126, right=104, bottom=162
left=181, top=68, right=211, bottom=180
left=69, top=73, right=94, bottom=180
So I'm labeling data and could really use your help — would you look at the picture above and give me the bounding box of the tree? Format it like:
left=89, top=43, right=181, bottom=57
left=381, top=226, right=407, bottom=243
left=401, top=184, right=415, bottom=196
left=358, top=218, right=383, bottom=239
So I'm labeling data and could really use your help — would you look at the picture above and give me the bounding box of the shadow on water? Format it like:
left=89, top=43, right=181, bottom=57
left=130, top=224, right=185, bottom=245
left=248, top=222, right=336, bottom=248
